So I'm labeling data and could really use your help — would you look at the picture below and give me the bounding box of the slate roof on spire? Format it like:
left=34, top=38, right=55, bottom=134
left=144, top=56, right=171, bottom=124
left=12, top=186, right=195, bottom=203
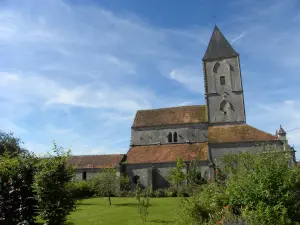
left=278, top=125, right=286, bottom=135
left=203, top=25, right=239, bottom=61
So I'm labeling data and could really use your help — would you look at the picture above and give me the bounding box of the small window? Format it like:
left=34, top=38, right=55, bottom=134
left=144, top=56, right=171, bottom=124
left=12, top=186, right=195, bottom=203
left=82, top=171, right=87, bottom=180
left=173, top=132, right=178, bottom=143
left=220, top=76, right=225, bottom=85
left=168, top=132, right=172, bottom=143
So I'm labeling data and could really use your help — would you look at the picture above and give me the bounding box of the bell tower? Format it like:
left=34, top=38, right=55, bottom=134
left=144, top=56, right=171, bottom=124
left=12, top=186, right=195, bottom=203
left=203, top=26, right=246, bottom=124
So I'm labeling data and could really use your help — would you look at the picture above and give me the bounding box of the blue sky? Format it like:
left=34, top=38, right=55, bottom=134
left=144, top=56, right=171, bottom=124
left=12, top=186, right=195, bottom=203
left=0, top=0, right=300, bottom=160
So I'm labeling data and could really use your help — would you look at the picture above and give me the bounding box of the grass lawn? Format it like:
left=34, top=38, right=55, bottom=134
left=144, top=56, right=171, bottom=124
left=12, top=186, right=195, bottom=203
left=65, top=197, right=182, bottom=225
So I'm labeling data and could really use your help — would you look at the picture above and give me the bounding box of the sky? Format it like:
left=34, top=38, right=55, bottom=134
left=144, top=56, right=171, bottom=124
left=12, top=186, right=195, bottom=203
left=0, top=0, right=300, bottom=160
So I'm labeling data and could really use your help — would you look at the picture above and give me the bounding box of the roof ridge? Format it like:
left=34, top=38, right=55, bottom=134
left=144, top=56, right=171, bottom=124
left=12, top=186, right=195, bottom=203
left=69, top=154, right=124, bottom=157
left=137, top=104, right=206, bottom=112
left=213, top=123, right=279, bottom=139
left=245, top=124, right=279, bottom=139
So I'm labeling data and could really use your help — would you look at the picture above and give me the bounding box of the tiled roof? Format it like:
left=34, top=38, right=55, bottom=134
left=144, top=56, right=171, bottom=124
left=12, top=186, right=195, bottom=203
left=126, top=143, right=208, bottom=164
left=208, top=124, right=280, bottom=143
left=68, top=154, right=125, bottom=169
left=132, top=105, right=207, bottom=128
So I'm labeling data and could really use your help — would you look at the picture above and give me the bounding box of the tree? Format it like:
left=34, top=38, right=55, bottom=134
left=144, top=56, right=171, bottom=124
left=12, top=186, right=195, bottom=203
left=222, top=149, right=300, bottom=224
left=171, top=156, right=186, bottom=190
left=135, top=179, right=150, bottom=222
left=186, top=159, right=206, bottom=195
left=187, top=159, right=206, bottom=186
left=175, top=146, right=300, bottom=225
left=0, top=152, right=38, bottom=225
left=91, top=169, right=117, bottom=205
left=34, top=142, right=76, bottom=225
left=0, top=131, right=27, bottom=156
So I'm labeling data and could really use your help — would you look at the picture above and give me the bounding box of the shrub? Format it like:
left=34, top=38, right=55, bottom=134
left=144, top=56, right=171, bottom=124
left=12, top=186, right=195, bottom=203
left=176, top=182, right=228, bottom=225
left=170, top=157, right=186, bottom=189
left=135, top=180, right=151, bottom=222
left=187, top=159, right=206, bottom=196
left=0, top=152, right=38, bottom=224
left=120, top=174, right=131, bottom=191
left=223, top=149, right=300, bottom=224
left=176, top=146, right=300, bottom=225
left=34, top=143, right=76, bottom=225
left=167, top=186, right=178, bottom=197
left=69, top=181, right=95, bottom=199
left=153, top=188, right=168, bottom=197
left=91, top=169, right=117, bottom=205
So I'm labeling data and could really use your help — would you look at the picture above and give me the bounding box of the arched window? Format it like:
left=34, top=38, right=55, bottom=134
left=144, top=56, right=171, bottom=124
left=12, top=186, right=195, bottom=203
left=82, top=171, right=87, bottom=180
left=220, top=76, right=225, bottom=85
left=213, top=62, right=220, bottom=73
left=220, top=100, right=234, bottom=112
left=168, top=132, right=172, bottom=143
left=173, top=132, right=178, bottom=143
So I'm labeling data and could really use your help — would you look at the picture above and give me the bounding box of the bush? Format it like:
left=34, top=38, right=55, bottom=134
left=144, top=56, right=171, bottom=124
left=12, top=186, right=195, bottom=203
left=223, top=149, right=300, bottom=224
left=167, top=186, right=178, bottom=197
left=69, top=181, right=95, bottom=199
left=34, top=143, right=76, bottom=225
left=176, top=146, right=300, bottom=225
left=90, top=169, right=117, bottom=205
left=120, top=174, right=131, bottom=191
left=167, top=185, right=189, bottom=197
left=153, top=188, right=168, bottom=197
left=187, top=159, right=206, bottom=196
left=0, top=152, right=38, bottom=224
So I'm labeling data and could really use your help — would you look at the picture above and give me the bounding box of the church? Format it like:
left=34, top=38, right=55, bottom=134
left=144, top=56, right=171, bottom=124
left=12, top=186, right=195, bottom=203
left=69, top=26, right=296, bottom=189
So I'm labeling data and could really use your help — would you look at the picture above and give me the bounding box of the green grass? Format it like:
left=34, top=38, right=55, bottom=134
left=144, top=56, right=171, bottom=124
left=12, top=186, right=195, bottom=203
left=65, top=197, right=181, bottom=225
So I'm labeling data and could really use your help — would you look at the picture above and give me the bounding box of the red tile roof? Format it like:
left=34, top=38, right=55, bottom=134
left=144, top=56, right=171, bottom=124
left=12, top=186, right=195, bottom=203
left=68, top=154, right=125, bottom=169
left=208, top=124, right=280, bottom=143
left=126, top=143, right=208, bottom=164
left=132, top=105, right=207, bottom=128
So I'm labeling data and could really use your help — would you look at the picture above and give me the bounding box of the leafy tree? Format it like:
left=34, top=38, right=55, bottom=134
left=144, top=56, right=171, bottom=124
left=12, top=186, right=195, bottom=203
left=135, top=179, right=150, bottom=222
left=176, top=146, right=300, bottom=225
left=91, top=169, right=117, bottom=205
left=0, top=153, right=20, bottom=224
left=0, top=152, right=38, bottom=225
left=170, top=156, right=186, bottom=190
left=119, top=174, right=131, bottom=192
left=34, top=142, right=76, bottom=225
left=187, top=159, right=206, bottom=193
left=222, top=149, right=300, bottom=224
left=0, top=131, right=27, bottom=156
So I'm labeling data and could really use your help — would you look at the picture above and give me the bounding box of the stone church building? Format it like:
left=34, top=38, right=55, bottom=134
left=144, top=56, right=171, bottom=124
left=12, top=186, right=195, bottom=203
left=69, top=26, right=296, bottom=189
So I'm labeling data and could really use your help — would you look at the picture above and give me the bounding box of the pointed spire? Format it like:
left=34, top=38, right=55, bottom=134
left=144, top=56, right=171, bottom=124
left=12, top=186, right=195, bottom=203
left=278, top=125, right=286, bottom=135
left=203, top=25, right=239, bottom=61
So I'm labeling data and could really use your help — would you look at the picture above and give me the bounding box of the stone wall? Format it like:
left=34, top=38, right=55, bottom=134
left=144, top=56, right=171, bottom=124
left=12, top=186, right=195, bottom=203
left=123, top=161, right=210, bottom=190
left=74, top=168, right=104, bottom=181
left=209, top=141, right=283, bottom=166
left=204, top=57, right=246, bottom=124
left=131, top=123, right=208, bottom=146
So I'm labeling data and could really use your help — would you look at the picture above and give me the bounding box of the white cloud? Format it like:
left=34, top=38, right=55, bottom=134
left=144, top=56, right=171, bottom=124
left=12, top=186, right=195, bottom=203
left=167, top=65, right=204, bottom=93
left=0, top=0, right=299, bottom=160
left=231, top=32, right=246, bottom=44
